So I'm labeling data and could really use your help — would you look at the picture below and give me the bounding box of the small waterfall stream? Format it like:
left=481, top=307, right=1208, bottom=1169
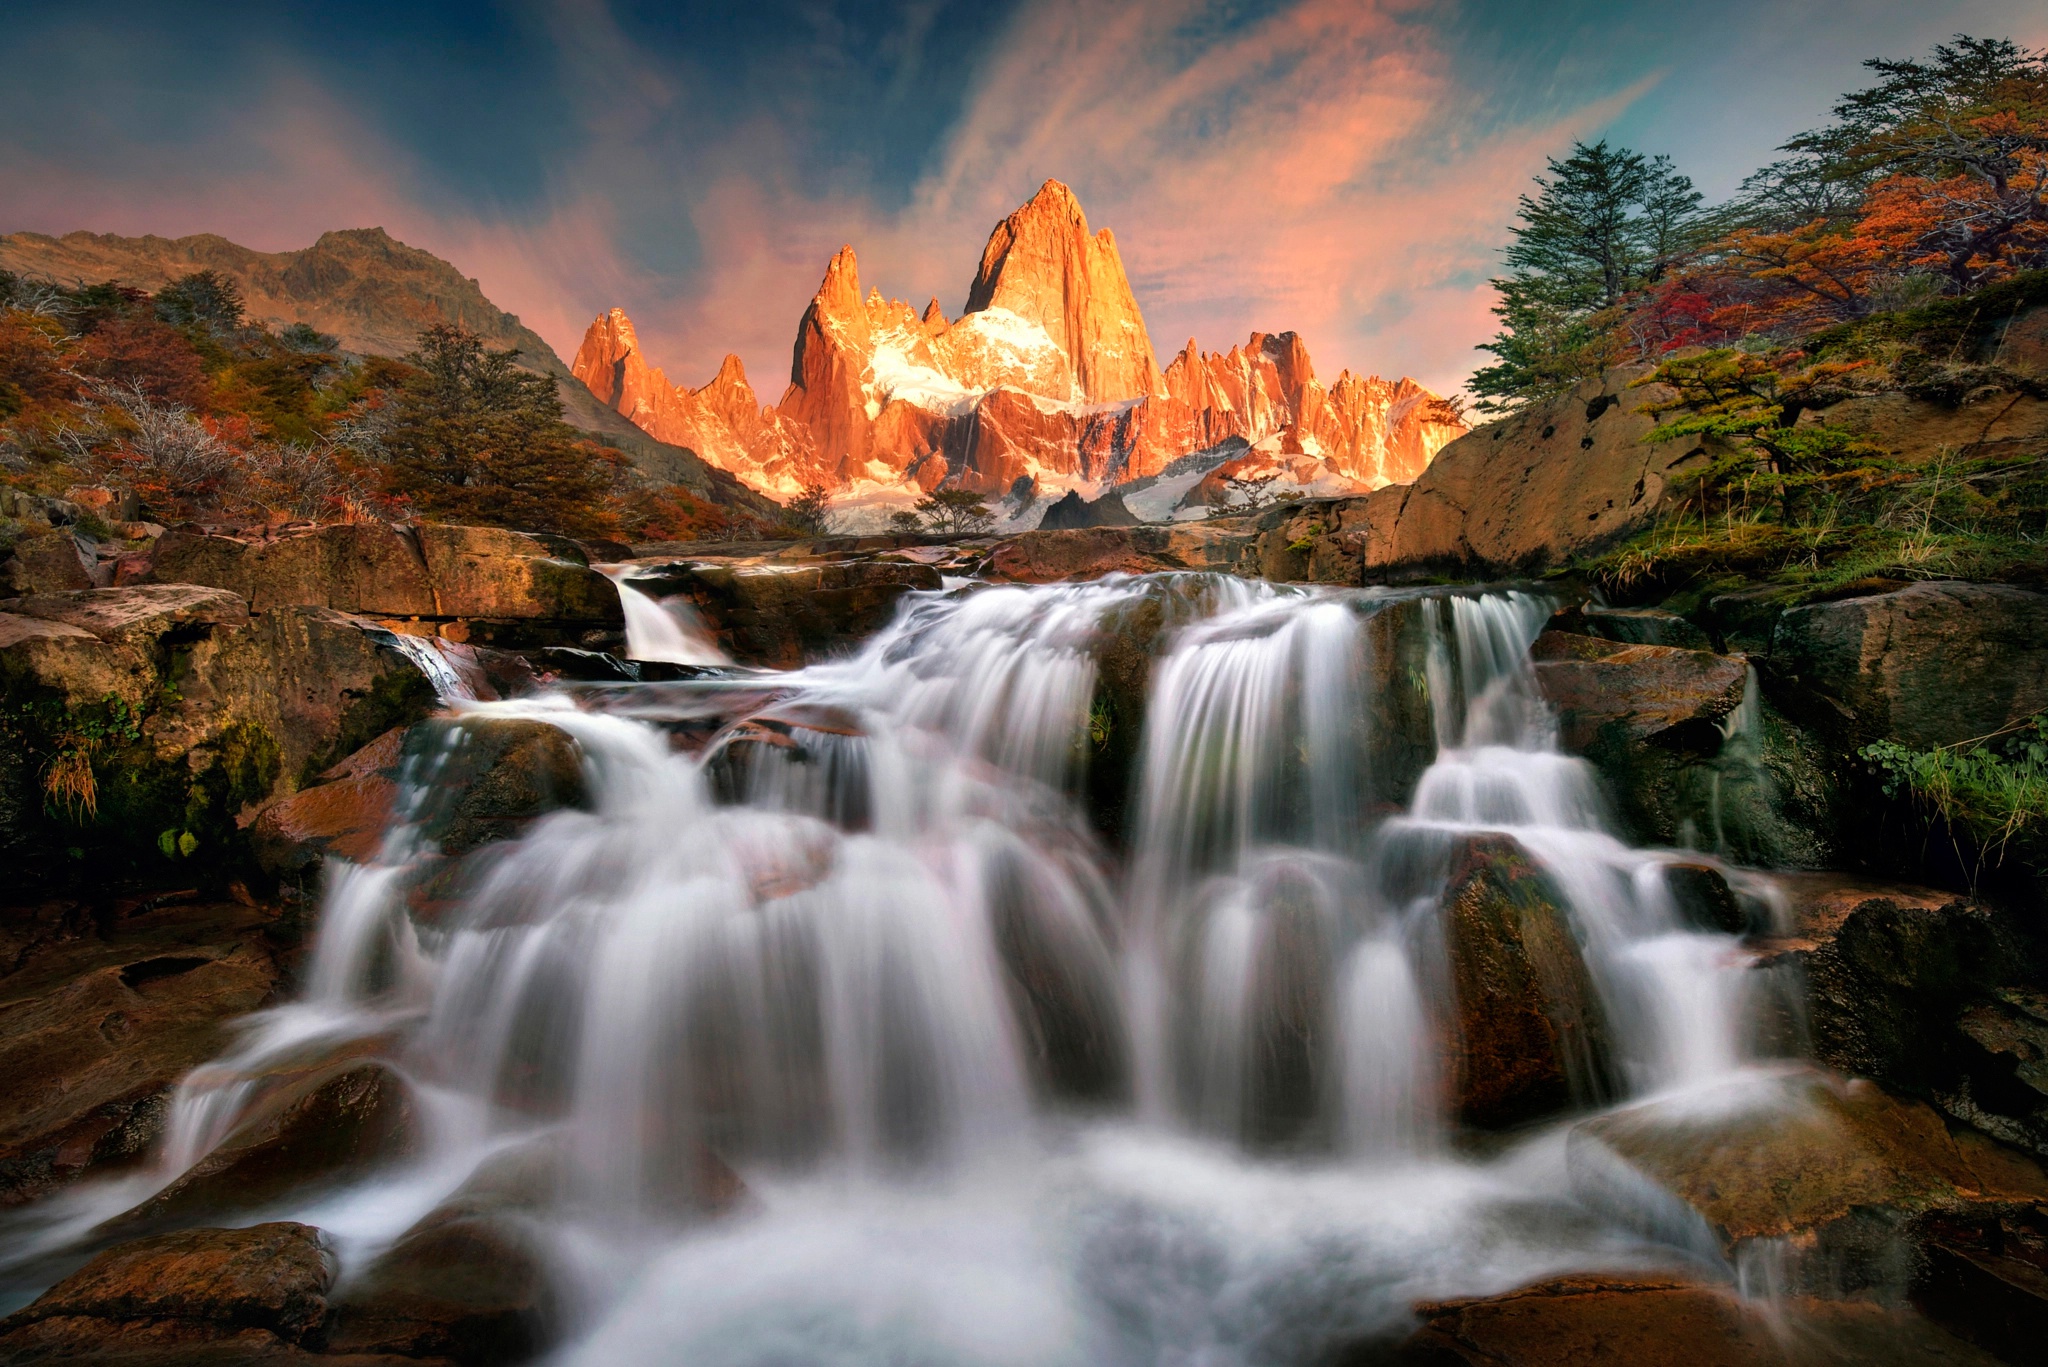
left=3, top=574, right=1804, bottom=1363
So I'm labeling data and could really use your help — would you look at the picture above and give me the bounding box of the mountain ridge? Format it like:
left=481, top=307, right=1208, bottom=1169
left=573, top=179, right=1464, bottom=511
left=0, top=226, right=773, bottom=514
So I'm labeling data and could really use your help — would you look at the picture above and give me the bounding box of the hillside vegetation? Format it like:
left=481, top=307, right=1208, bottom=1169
left=0, top=270, right=776, bottom=542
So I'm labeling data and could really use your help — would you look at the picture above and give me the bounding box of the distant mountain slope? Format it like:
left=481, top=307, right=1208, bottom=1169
left=0, top=227, right=774, bottom=514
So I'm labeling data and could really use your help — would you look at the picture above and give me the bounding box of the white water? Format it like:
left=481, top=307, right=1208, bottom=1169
left=606, top=569, right=731, bottom=666
left=2, top=574, right=1799, bottom=1360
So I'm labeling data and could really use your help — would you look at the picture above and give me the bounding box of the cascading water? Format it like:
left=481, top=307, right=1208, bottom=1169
left=606, top=568, right=731, bottom=666
left=1, top=574, right=1807, bottom=1363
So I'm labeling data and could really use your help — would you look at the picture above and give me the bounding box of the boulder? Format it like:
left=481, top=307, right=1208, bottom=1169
left=1439, top=836, right=1611, bottom=1129
left=0, top=526, right=96, bottom=595
left=321, top=1213, right=557, bottom=1366
left=1756, top=874, right=2047, bottom=1160
left=1372, top=1272, right=2003, bottom=1366
left=248, top=728, right=407, bottom=879
left=414, top=524, right=619, bottom=622
left=0, top=901, right=283, bottom=1207
left=1800, top=386, right=2048, bottom=467
left=982, top=523, right=1256, bottom=583
left=1530, top=633, right=1749, bottom=751
left=407, top=717, right=589, bottom=859
left=1, top=1222, right=334, bottom=1342
left=1770, top=582, right=2048, bottom=749
left=1578, top=602, right=1713, bottom=650
left=141, top=524, right=438, bottom=617
left=1569, top=1073, right=2048, bottom=1295
left=647, top=558, right=942, bottom=667
left=105, top=1062, right=417, bottom=1234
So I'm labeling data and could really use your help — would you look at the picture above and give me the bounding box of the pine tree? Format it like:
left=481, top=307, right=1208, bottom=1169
left=1471, top=142, right=1703, bottom=410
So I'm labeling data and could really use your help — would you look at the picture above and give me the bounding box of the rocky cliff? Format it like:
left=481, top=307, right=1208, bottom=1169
left=572, top=180, right=1463, bottom=504
left=0, top=228, right=770, bottom=513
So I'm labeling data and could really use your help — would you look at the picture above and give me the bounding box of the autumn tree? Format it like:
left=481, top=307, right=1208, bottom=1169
left=344, top=323, right=621, bottom=538
left=1472, top=141, right=1705, bottom=409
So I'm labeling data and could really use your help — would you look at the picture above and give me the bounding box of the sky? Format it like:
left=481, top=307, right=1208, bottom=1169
left=5, top=0, right=2045, bottom=399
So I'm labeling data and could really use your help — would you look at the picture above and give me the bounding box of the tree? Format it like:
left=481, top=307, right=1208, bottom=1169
left=347, top=324, right=621, bottom=538
left=783, top=480, right=834, bottom=534
left=154, top=270, right=246, bottom=334
left=1472, top=142, right=1704, bottom=409
left=909, top=486, right=996, bottom=535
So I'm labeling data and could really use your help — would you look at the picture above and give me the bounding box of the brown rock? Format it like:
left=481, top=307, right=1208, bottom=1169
left=1377, top=1272, right=2003, bottom=1366
left=1801, top=387, right=2048, bottom=466
left=248, top=727, right=407, bottom=878
left=1570, top=1074, right=2048, bottom=1292
left=1, top=528, right=95, bottom=595
left=414, top=524, right=620, bottom=622
left=107, top=1062, right=416, bottom=1233
left=322, top=1213, right=556, bottom=1366
left=140, top=524, right=437, bottom=616
left=1441, top=836, right=1611, bottom=1128
left=1531, top=634, right=1751, bottom=751
left=408, top=716, right=589, bottom=859
left=1770, top=581, right=2048, bottom=749
left=0, top=902, right=284, bottom=1207
left=654, top=558, right=943, bottom=668
left=2, top=1222, right=334, bottom=1341
left=983, top=523, right=1256, bottom=583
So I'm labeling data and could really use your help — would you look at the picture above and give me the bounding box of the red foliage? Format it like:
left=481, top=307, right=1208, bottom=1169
left=76, top=316, right=208, bottom=408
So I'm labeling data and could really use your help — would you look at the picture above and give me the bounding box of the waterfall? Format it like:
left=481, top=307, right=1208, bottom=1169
left=11, top=574, right=1800, bottom=1362
left=605, top=569, right=731, bottom=666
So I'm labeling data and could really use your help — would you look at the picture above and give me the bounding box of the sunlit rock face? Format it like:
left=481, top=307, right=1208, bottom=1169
left=574, top=180, right=1467, bottom=503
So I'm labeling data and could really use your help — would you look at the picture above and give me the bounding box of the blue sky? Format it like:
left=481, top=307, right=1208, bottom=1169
left=6, top=1, right=2044, bottom=396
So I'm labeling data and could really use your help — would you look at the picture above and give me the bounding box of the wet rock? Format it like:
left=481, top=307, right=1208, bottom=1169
left=248, top=728, right=407, bottom=880
left=982, top=523, right=1256, bottom=583
left=1665, top=861, right=1748, bottom=934
left=1368, top=1272, right=2004, bottom=1366
left=0, top=1222, right=334, bottom=1343
left=1756, top=875, right=2047, bottom=1160
left=0, top=901, right=283, bottom=1207
left=1530, top=633, right=1749, bottom=751
left=1569, top=1073, right=2048, bottom=1295
left=1580, top=602, right=1713, bottom=650
left=408, top=717, right=590, bottom=859
left=322, top=1212, right=556, bottom=1367
left=106, top=1063, right=417, bottom=1234
left=141, top=524, right=438, bottom=617
left=414, top=524, right=620, bottom=623
left=1440, top=835, right=1612, bottom=1129
left=1913, top=1206, right=2048, bottom=1364
left=1769, top=582, right=2048, bottom=749
left=639, top=558, right=941, bottom=668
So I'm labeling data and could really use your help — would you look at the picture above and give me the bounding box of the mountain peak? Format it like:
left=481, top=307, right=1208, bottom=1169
left=964, top=182, right=1159, bottom=403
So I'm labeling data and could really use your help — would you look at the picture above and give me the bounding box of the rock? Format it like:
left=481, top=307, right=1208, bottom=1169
left=1912, top=1206, right=2048, bottom=1364
left=1569, top=1073, right=2048, bottom=1295
left=1440, top=836, right=1612, bottom=1128
left=1579, top=602, right=1714, bottom=650
left=248, top=728, right=407, bottom=879
left=1661, top=861, right=1752, bottom=934
left=1769, top=582, right=2048, bottom=749
left=140, top=524, right=437, bottom=616
left=1800, top=386, right=2048, bottom=466
left=413, top=524, right=621, bottom=623
left=983, top=523, right=1256, bottom=583
left=106, top=1062, right=416, bottom=1233
left=322, top=1212, right=556, bottom=1366
left=1530, top=633, right=1750, bottom=751
left=645, top=558, right=941, bottom=668
left=1755, top=874, right=2048, bottom=1159
left=0, top=900, right=283, bottom=1207
left=1, top=1223, right=334, bottom=1343
left=1037, top=488, right=1138, bottom=529
left=1371, top=1272, right=2004, bottom=1366
left=1, top=527, right=95, bottom=595
left=408, top=716, right=589, bottom=858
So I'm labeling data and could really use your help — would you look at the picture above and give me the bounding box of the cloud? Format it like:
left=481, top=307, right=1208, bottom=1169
left=0, top=0, right=1708, bottom=402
